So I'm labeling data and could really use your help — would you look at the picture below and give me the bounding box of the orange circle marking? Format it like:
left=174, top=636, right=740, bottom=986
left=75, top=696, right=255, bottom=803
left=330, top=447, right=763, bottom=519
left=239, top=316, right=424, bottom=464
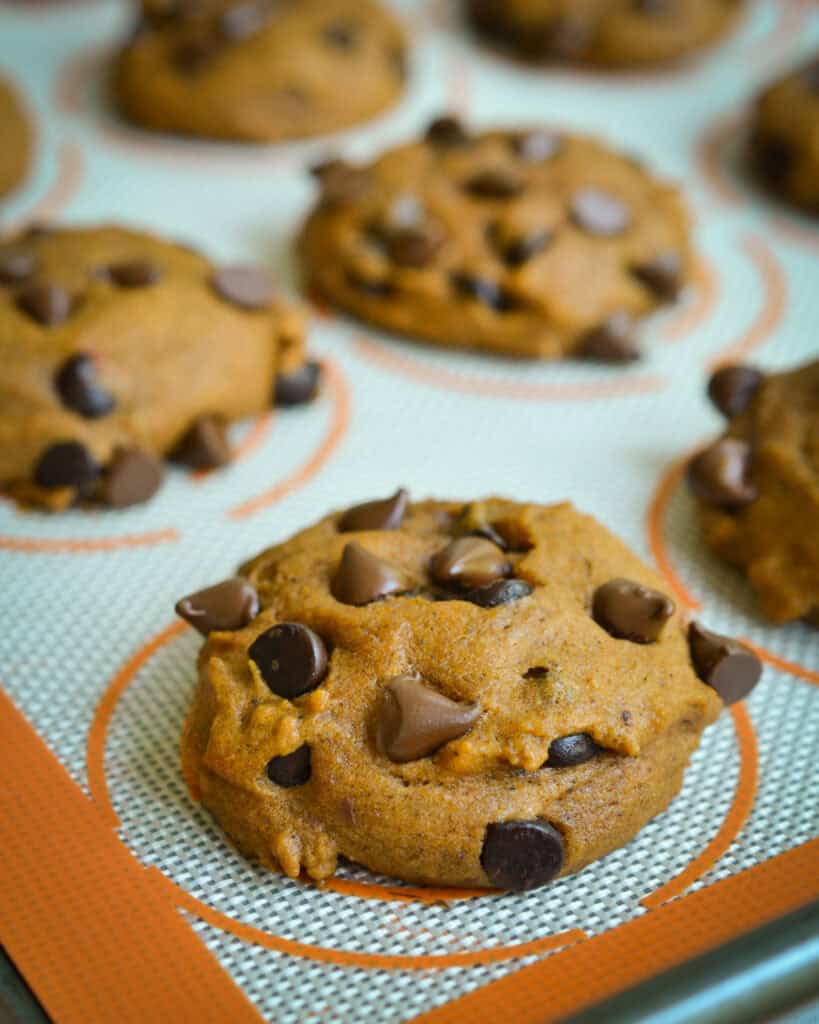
left=697, top=112, right=744, bottom=208
left=659, top=258, right=719, bottom=344
left=353, top=336, right=665, bottom=402
left=228, top=358, right=351, bottom=520
left=647, top=450, right=819, bottom=686
left=0, top=527, right=180, bottom=555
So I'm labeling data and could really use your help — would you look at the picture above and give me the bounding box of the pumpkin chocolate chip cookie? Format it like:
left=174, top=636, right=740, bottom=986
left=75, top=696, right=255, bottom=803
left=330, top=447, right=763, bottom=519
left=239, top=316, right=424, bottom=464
left=0, top=74, right=32, bottom=201
left=300, top=117, right=691, bottom=360
left=178, top=494, right=760, bottom=890
left=115, top=0, right=407, bottom=142
left=0, top=223, right=317, bottom=511
left=688, top=360, right=819, bottom=625
left=465, top=0, right=746, bottom=68
left=751, top=55, right=819, bottom=214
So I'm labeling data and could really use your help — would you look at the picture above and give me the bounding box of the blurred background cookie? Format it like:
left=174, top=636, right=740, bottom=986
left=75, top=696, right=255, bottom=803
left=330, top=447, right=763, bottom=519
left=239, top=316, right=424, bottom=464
left=0, top=73, right=32, bottom=201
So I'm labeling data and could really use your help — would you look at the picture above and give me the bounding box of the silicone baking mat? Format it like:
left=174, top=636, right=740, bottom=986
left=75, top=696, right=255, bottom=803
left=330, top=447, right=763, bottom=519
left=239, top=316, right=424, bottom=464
left=0, top=2, right=817, bottom=1022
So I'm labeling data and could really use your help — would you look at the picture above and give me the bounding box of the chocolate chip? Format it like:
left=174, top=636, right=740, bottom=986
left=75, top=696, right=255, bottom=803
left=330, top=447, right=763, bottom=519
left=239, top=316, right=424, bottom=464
left=173, top=38, right=219, bottom=74
left=339, top=488, right=409, bottom=532
left=501, top=231, right=552, bottom=267
left=315, top=162, right=371, bottom=206
left=377, top=675, right=480, bottom=762
left=266, top=745, right=311, bottom=788
left=323, top=20, right=358, bottom=48
left=211, top=264, right=275, bottom=311
left=346, top=270, right=394, bottom=298
left=55, top=354, right=115, bottom=419
left=170, top=415, right=232, bottom=470
left=430, top=536, right=511, bottom=590
left=753, top=136, right=794, bottom=187
left=592, top=578, right=675, bottom=644
left=707, top=365, right=763, bottom=419
left=34, top=441, right=100, bottom=493
left=386, top=228, right=442, bottom=269
left=464, top=168, right=525, bottom=200
left=511, top=130, right=562, bottom=162
left=274, top=361, right=321, bottom=406
left=0, top=249, right=37, bottom=285
left=687, top=439, right=757, bottom=509
left=176, top=577, right=259, bottom=635
left=631, top=252, right=682, bottom=301
left=249, top=623, right=329, bottom=698
left=451, top=271, right=518, bottom=312
left=464, top=579, right=532, bottom=608
left=688, top=622, right=762, bottom=705
left=454, top=502, right=508, bottom=550
left=331, top=542, right=412, bottom=606
left=547, top=733, right=600, bottom=767
left=480, top=820, right=564, bottom=891
left=16, top=283, right=73, bottom=326
left=100, top=447, right=164, bottom=508
left=576, top=312, right=640, bottom=363
left=570, top=188, right=631, bottom=236
left=426, top=116, right=470, bottom=147
left=218, top=1, right=268, bottom=41
left=106, top=260, right=163, bottom=288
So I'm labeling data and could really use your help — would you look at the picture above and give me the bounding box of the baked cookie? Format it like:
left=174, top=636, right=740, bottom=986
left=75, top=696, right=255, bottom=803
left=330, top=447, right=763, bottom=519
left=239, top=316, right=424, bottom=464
left=465, top=0, right=746, bottom=68
left=688, top=361, right=819, bottom=625
left=115, top=0, right=407, bottom=143
left=0, top=75, right=32, bottom=201
left=0, top=223, right=318, bottom=511
left=178, top=494, right=760, bottom=890
left=751, top=55, right=819, bottom=214
left=300, top=118, right=691, bottom=360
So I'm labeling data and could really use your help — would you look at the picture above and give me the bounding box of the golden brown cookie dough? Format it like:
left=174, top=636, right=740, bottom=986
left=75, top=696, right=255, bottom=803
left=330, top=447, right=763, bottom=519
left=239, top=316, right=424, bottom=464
left=466, top=0, right=746, bottom=67
left=115, top=0, right=407, bottom=143
left=300, top=118, right=691, bottom=360
left=689, top=361, right=819, bottom=625
left=179, top=494, right=761, bottom=890
left=0, top=223, right=317, bottom=511
left=751, top=55, right=819, bottom=214
left=0, top=75, right=32, bottom=201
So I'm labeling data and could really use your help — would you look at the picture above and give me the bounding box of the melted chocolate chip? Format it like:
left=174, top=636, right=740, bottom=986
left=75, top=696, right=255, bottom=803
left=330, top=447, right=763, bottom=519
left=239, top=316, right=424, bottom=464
left=170, top=415, right=232, bottom=470
left=451, top=271, right=518, bottom=312
left=464, top=167, right=525, bottom=200
left=266, top=745, right=311, bottom=787
left=480, top=820, right=565, bottom=891
left=688, top=622, right=762, bottom=705
left=176, top=577, right=259, bottom=636
left=592, top=578, right=675, bottom=644
left=377, top=675, right=480, bottom=762
left=0, top=249, right=37, bottom=285
left=106, top=260, right=163, bottom=288
left=502, top=231, right=552, bottom=267
left=753, top=136, right=794, bottom=187
left=249, top=623, right=329, bottom=699
left=34, top=441, right=100, bottom=493
left=386, top=228, right=442, bottom=269
left=55, top=354, right=115, bottom=419
left=430, top=536, right=511, bottom=590
left=16, top=283, right=73, bottom=326
left=100, top=447, right=164, bottom=508
left=570, top=188, right=631, bottom=236
left=707, top=365, right=763, bottom=419
left=464, top=579, right=532, bottom=608
left=576, top=312, right=640, bottom=363
left=426, top=116, right=470, bottom=147
left=331, top=542, right=412, bottom=606
left=631, top=252, right=683, bottom=300
left=687, top=439, right=757, bottom=509
left=211, top=264, right=276, bottom=310
left=274, top=361, right=321, bottom=406
left=547, top=733, right=600, bottom=767
left=339, top=488, right=409, bottom=532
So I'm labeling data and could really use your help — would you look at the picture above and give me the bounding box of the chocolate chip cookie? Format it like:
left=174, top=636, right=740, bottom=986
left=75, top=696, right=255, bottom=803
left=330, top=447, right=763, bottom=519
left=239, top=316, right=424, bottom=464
left=0, top=223, right=317, bottom=511
left=0, top=75, right=32, bottom=201
left=751, top=55, right=819, bottom=214
left=300, top=118, right=691, bottom=360
left=115, top=0, right=407, bottom=142
left=179, top=493, right=760, bottom=890
left=466, top=0, right=746, bottom=68
left=689, top=360, right=819, bottom=625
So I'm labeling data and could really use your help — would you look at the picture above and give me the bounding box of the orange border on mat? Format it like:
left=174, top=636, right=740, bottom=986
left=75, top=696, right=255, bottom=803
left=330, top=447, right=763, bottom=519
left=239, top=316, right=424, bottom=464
left=659, top=258, right=719, bottom=344
left=0, top=526, right=180, bottom=554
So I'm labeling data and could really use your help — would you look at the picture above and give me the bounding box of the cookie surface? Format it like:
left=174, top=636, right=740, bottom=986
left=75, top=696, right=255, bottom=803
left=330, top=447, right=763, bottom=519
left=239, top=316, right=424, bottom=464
left=0, top=223, right=313, bottom=510
left=300, top=120, right=691, bottom=359
left=466, top=0, right=746, bottom=67
left=689, top=360, right=819, bottom=625
left=115, top=0, right=407, bottom=142
left=179, top=495, right=759, bottom=890
left=751, top=55, right=819, bottom=214
left=0, top=75, right=32, bottom=200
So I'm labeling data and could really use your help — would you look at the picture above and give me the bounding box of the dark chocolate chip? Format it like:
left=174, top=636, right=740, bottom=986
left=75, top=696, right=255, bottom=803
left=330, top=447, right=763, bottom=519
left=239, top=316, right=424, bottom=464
left=55, top=354, right=116, bottom=419
left=502, top=230, right=552, bottom=267
left=339, top=488, right=409, bottom=532
left=274, top=361, right=321, bottom=406
left=453, top=502, right=509, bottom=550
left=688, top=622, right=762, bottom=705
left=426, top=116, right=470, bottom=147
left=266, top=745, right=311, bottom=787
left=331, top=542, right=412, bottom=606
left=16, top=283, right=73, bottom=326
left=33, top=441, right=100, bottom=493
left=753, top=136, right=794, bottom=187
left=211, top=264, right=276, bottom=310
left=175, top=577, right=259, bottom=635
left=173, top=38, right=220, bottom=74
left=170, top=415, right=232, bottom=470
left=631, top=252, right=683, bottom=301
left=464, top=168, right=525, bottom=200
left=480, top=820, right=564, bottom=891
left=464, top=579, right=532, bottom=608
left=346, top=270, right=394, bottom=298
left=593, top=578, right=675, bottom=644
left=511, top=130, right=562, bottom=162
left=687, top=439, right=757, bottom=509
left=0, top=249, right=37, bottom=285
left=249, top=623, right=329, bottom=699
left=100, top=447, right=165, bottom=508
left=451, top=271, right=518, bottom=312
left=547, top=733, right=600, bottom=767
left=377, top=675, right=480, bottom=762
left=430, top=536, right=511, bottom=590
left=570, top=188, right=631, bottom=236
left=106, top=260, right=163, bottom=288
left=386, top=228, right=442, bottom=268
left=707, top=365, right=763, bottom=419
left=323, top=20, right=358, bottom=48
left=576, top=312, right=640, bottom=363
left=315, top=161, right=371, bottom=206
